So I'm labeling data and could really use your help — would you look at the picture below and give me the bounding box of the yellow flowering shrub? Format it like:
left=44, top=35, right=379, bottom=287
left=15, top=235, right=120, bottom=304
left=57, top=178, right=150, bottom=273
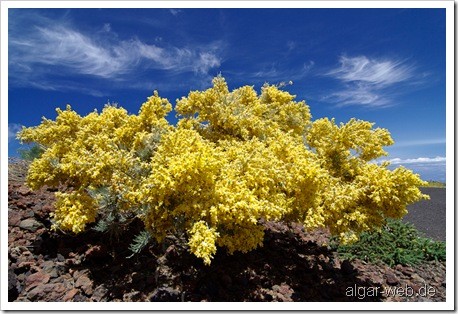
left=18, top=93, right=172, bottom=232
left=18, top=75, right=428, bottom=264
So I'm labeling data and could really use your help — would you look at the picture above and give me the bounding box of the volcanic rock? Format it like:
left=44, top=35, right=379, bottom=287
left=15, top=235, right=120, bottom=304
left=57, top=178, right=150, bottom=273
left=19, top=219, right=43, bottom=232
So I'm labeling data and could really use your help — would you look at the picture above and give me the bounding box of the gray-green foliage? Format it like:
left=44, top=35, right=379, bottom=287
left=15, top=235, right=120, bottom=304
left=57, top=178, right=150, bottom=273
left=128, top=230, right=152, bottom=258
left=136, top=126, right=166, bottom=162
left=90, top=186, right=131, bottom=240
left=18, top=144, right=45, bottom=161
left=331, top=218, right=446, bottom=266
left=89, top=186, right=153, bottom=257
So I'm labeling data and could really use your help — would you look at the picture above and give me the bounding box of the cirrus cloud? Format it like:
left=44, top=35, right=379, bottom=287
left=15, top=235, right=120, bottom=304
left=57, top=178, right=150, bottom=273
left=8, top=123, right=22, bottom=143
left=386, top=156, right=446, bottom=165
left=9, top=11, right=223, bottom=92
left=328, top=55, right=414, bottom=87
left=324, top=55, right=416, bottom=108
left=10, top=25, right=222, bottom=78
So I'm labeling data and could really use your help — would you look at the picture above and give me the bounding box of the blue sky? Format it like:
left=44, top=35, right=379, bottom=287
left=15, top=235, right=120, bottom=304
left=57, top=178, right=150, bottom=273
left=7, top=8, right=446, bottom=181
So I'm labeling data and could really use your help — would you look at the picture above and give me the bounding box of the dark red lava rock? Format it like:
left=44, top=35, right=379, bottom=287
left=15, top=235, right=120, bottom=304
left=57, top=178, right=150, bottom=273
left=27, top=283, right=67, bottom=301
left=62, top=288, right=80, bottom=302
left=385, top=271, right=400, bottom=286
left=84, top=245, right=109, bottom=262
left=19, top=218, right=43, bottom=232
left=149, top=287, right=181, bottom=302
left=8, top=270, right=19, bottom=302
left=75, top=274, right=93, bottom=296
left=25, top=271, right=51, bottom=291
left=17, top=186, right=32, bottom=196
left=8, top=210, right=23, bottom=227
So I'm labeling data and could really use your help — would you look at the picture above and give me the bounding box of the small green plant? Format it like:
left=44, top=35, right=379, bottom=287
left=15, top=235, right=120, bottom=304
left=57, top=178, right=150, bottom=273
left=331, top=218, right=446, bottom=266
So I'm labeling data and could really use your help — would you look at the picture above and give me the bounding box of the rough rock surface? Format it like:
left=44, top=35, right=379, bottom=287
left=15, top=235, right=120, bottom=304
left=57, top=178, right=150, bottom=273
left=7, top=159, right=446, bottom=302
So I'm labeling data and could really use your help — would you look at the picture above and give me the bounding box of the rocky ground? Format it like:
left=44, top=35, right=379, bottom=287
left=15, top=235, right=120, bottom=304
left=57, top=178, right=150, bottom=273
left=7, top=159, right=446, bottom=302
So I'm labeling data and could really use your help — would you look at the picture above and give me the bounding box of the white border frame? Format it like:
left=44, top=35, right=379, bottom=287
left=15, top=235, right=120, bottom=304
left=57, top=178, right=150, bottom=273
left=1, top=1, right=454, bottom=311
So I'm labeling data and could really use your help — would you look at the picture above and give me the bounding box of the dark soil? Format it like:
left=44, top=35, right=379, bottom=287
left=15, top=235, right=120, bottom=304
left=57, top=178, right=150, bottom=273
left=7, top=159, right=446, bottom=302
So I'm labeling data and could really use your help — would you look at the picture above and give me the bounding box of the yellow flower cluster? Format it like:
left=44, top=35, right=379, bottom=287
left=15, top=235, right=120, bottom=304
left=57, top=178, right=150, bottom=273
left=188, top=221, right=219, bottom=265
left=18, top=75, right=429, bottom=264
left=18, top=93, right=172, bottom=233
left=305, top=118, right=429, bottom=243
left=52, top=189, right=98, bottom=233
left=175, top=76, right=311, bottom=142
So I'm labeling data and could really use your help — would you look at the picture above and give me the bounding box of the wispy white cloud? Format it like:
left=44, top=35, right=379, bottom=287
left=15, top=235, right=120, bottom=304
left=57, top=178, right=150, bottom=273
left=9, top=12, right=222, bottom=92
left=196, top=52, right=221, bottom=74
left=324, top=55, right=415, bottom=108
left=102, top=23, right=111, bottom=33
left=30, top=26, right=131, bottom=78
left=11, top=25, right=221, bottom=78
left=376, top=156, right=446, bottom=181
left=386, top=156, right=446, bottom=165
left=303, top=60, right=315, bottom=72
left=169, top=9, right=182, bottom=16
left=394, top=138, right=446, bottom=147
left=323, top=84, right=388, bottom=108
left=328, top=56, right=414, bottom=87
left=379, top=156, right=446, bottom=182
left=8, top=123, right=22, bottom=143
left=286, top=41, right=296, bottom=52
